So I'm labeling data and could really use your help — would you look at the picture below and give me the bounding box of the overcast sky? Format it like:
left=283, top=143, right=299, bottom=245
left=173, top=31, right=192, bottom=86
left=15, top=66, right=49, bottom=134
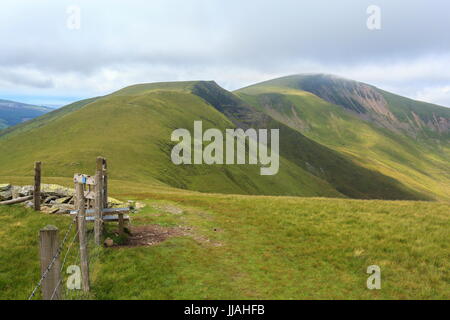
left=1, top=0, right=449, bottom=107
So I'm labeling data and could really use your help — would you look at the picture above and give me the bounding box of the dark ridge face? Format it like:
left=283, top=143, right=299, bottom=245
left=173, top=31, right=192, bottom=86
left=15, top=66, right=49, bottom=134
left=192, top=81, right=429, bottom=201
left=293, top=74, right=379, bottom=114
left=192, top=81, right=269, bottom=129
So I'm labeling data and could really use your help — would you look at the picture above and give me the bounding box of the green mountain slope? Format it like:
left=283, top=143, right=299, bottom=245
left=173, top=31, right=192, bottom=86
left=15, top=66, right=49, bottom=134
left=0, top=99, right=53, bottom=130
left=0, top=82, right=339, bottom=197
left=239, top=74, right=450, bottom=139
left=0, top=81, right=425, bottom=200
left=236, top=74, right=450, bottom=200
left=192, top=81, right=427, bottom=200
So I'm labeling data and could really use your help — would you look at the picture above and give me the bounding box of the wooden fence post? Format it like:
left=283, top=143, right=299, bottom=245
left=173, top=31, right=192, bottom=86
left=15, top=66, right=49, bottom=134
left=118, top=213, right=124, bottom=236
left=87, top=184, right=92, bottom=209
left=75, top=216, right=79, bottom=243
left=75, top=183, right=90, bottom=291
left=102, top=158, right=108, bottom=209
left=94, top=157, right=104, bottom=245
left=39, top=225, right=61, bottom=300
left=34, top=161, right=41, bottom=211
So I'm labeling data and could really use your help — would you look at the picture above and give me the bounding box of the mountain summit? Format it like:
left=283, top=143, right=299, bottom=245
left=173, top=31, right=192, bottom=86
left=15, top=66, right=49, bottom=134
left=236, top=74, right=450, bottom=200
left=238, top=74, right=450, bottom=138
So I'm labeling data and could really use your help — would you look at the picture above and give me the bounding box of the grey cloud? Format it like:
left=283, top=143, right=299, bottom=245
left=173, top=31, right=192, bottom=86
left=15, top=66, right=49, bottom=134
left=0, top=67, right=54, bottom=88
left=0, top=0, right=449, bottom=107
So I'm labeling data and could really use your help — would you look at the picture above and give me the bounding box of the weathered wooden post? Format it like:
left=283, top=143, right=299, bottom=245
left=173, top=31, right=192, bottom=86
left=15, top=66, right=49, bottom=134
left=74, top=215, right=79, bottom=242
left=87, top=184, right=92, bottom=209
left=34, top=161, right=41, bottom=211
left=118, top=213, right=125, bottom=236
left=94, top=157, right=104, bottom=245
left=39, top=225, right=61, bottom=300
left=75, top=182, right=90, bottom=291
left=102, top=158, right=108, bottom=209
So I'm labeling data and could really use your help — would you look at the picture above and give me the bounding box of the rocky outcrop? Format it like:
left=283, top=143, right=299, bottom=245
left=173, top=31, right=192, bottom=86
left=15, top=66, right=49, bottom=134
left=292, top=74, right=450, bottom=138
left=299, top=75, right=395, bottom=118
left=0, top=183, right=127, bottom=214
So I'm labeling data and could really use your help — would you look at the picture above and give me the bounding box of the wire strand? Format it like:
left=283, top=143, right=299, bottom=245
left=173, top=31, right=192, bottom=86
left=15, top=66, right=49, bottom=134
left=50, top=228, right=80, bottom=300
left=28, top=217, right=76, bottom=300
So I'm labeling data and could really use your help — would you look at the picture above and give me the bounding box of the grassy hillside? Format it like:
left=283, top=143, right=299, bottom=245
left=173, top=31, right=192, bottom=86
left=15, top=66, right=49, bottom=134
left=236, top=76, right=450, bottom=201
left=0, top=119, right=7, bottom=130
left=1, top=183, right=449, bottom=299
left=1, top=76, right=448, bottom=301
left=0, top=97, right=99, bottom=139
left=0, top=82, right=344, bottom=198
left=0, top=80, right=427, bottom=200
left=380, top=89, right=450, bottom=140
left=192, top=81, right=428, bottom=200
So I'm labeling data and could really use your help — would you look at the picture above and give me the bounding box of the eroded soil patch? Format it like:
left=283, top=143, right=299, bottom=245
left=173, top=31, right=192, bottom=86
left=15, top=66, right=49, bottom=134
left=117, top=225, right=187, bottom=247
left=110, top=224, right=222, bottom=248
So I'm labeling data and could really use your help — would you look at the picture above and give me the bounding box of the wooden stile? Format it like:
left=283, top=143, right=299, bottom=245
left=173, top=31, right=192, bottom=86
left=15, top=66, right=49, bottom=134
left=94, top=157, right=104, bottom=245
left=102, top=158, right=108, bottom=209
left=0, top=195, right=33, bottom=205
left=34, top=161, right=41, bottom=211
left=73, top=174, right=96, bottom=185
left=75, top=183, right=90, bottom=291
left=118, top=213, right=125, bottom=236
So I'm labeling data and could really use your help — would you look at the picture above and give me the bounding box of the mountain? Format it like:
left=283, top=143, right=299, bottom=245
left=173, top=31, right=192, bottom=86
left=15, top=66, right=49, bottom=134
left=236, top=74, right=450, bottom=200
left=238, top=74, right=450, bottom=138
left=0, top=80, right=429, bottom=200
left=0, top=99, right=52, bottom=130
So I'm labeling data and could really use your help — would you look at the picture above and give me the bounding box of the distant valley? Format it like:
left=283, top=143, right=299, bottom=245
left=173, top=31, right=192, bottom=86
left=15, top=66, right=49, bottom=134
left=0, top=99, right=52, bottom=130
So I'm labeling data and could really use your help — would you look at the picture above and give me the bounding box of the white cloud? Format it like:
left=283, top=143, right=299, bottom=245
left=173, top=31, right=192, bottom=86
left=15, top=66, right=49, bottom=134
left=0, top=0, right=449, bottom=107
left=0, top=66, right=54, bottom=88
left=416, top=86, right=450, bottom=107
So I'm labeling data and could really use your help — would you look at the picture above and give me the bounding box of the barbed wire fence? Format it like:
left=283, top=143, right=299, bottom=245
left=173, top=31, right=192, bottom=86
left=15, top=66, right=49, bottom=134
left=67, top=225, right=103, bottom=300
left=50, top=226, right=79, bottom=300
left=27, top=158, right=128, bottom=300
left=28, top=217, right=77, bottom=300
left=27, top=213, right=102, bottom=300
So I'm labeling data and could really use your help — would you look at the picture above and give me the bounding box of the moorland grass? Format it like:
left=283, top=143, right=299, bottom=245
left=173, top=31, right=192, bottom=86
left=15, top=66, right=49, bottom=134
left=1, top=182, right=449, bottom=299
